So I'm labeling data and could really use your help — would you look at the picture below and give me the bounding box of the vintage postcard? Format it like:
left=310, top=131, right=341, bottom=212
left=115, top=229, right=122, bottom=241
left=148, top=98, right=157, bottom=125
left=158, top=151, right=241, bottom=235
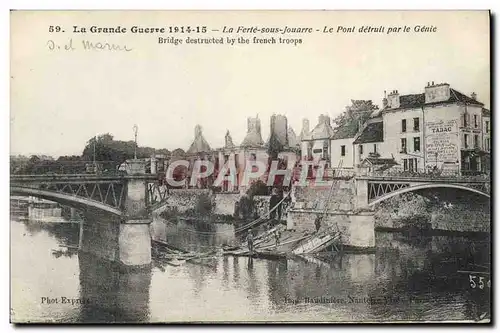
left=10, top=10, right=491, bottom=323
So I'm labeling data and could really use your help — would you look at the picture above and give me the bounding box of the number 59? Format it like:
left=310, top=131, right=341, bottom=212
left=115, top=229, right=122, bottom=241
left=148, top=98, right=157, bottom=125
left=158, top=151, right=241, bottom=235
left=48, top=26, right=62, bottom=33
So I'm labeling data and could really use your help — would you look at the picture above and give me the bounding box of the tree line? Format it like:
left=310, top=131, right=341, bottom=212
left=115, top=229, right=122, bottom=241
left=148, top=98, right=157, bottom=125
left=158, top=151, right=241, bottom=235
left=11, top=133, right=170, bottom=174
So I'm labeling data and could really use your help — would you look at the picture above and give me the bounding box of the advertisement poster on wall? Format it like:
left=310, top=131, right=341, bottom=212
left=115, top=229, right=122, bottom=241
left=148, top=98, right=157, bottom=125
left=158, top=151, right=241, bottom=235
left=425, top=119, right=459, bottom=165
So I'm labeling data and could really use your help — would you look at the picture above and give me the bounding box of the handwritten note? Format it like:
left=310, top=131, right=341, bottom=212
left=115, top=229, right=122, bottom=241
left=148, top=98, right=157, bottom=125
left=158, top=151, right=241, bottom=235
left=47, top=39, right=132, bottom=52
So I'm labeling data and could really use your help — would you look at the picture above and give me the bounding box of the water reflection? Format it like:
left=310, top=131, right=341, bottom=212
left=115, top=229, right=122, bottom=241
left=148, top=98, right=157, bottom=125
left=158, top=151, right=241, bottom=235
left=78, top=252, right=151, bottom=323
left=11, top=204, right=491, bottom=323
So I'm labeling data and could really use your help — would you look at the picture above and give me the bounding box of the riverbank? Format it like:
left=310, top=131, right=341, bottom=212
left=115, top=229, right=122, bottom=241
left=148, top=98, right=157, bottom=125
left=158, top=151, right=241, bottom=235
left=375, top=226, right=490, bottom=240
left=374, top=192, right=491, bottom=233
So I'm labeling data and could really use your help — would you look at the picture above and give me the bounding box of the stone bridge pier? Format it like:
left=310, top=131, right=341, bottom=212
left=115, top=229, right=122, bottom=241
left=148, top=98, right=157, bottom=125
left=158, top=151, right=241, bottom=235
left=81, top=160, right=153, bottom=268
left=288, top=175, right=490, bottom=250
left=354, top=178, right=370, bottom=210
left=288, top=178, right=377, bottom=251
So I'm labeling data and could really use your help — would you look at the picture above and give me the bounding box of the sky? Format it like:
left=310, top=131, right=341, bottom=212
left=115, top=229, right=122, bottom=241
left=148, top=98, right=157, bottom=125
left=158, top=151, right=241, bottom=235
left=10, top=10, right=490, bottom=157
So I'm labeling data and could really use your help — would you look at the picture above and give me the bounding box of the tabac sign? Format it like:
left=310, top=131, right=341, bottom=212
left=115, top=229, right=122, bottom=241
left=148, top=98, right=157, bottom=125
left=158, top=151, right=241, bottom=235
left=425, top=119, right=459, bottom=163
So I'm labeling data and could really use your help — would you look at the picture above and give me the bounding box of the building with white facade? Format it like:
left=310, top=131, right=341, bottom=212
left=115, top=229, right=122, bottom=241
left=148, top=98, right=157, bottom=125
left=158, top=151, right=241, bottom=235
left=329, top=121, right=358, bottom=169
left=380, top=82, right=489, bottom=174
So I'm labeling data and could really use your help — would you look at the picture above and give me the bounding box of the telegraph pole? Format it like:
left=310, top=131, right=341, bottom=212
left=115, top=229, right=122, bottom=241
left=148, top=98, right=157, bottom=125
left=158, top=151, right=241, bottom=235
left=133, top=124, right=138, bottom=160
left=93, top=136, right=97, bottom=166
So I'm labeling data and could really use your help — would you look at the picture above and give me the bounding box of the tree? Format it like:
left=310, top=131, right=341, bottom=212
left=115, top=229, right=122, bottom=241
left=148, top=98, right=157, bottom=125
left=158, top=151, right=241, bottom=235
left=333, top=100, right=379, bottom=128
left=81, top=133, right=171, bottom=165
left=57, top=155, right=81, bottom=162
left=331, top=100, right=379, bottom=136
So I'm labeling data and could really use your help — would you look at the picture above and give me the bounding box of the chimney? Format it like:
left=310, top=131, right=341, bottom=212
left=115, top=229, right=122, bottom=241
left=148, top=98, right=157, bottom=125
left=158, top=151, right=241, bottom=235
left=324, top=115, right=331, bottom=125
left=318, top=114, right=325, bottom=125
left=382, top=90, right=388, bottom=108
left=300, top=118, right=310, bottom=141
left=271, top=114, right=288, bottom=146
left=387, top=90, right=400, bottom=109
left=425, top=82, right=450, bottom=103
left=471, top=92, right=477, bottom=100
left=302, top=118, right=310, bottom=133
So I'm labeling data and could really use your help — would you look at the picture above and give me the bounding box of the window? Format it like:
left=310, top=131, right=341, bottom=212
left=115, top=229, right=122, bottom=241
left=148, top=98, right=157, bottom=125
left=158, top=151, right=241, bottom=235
left=462, top=113, right=468, bottom=127
left=341, top=145, right=346, bottom=157
left=486, top=138, right=491, bottom=151
left=413, top=137, right=421, bottom=152
left=464, top=134, right=469, bottom=149
left=474, top=115, right=478, bottom=128
left=322, top=141, right=329, bottom=159
left=463, top=156, right=470, bottom=170
left=373, top=144, right=377, bottom=153
left=413, top=118, right=420, bottom=131
left=250, top=153, right=256, bottom=161
left=307, top=142, right=313, bottom=159
left=474, top=135, right=479, bottom=148
left=359, top=145, right=363, bottom=155
left=402, top=119, right=407, bottom=133
left=400, top=138, right=407, bottom=153
left=409, top=158, right=418, bottom=172
left=486, top=121, right=490, bottom=133
left=403, top=158, right=418, bottom=172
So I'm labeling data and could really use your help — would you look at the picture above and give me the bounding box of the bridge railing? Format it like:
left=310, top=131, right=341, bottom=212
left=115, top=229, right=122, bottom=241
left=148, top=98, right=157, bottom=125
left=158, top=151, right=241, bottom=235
left=359, top=166, right=490, bottom=182
left=10, top=160, right=126, bottom=176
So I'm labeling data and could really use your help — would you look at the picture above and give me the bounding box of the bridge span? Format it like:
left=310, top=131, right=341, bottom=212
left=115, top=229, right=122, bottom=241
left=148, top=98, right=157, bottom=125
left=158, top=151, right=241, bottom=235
left=11, top=161, right=492, bottom=264
left=10, top=160, right=169, bottom=267
left=354, top=173, right=490, bottom=208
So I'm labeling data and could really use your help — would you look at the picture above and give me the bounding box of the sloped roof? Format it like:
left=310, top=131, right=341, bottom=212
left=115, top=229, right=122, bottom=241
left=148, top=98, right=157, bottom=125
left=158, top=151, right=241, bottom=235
left=361, top=157, right=398, bottom=166
left=299, top=128, right=311, bottom=141
left=384, top=88, right=484, bottom=111
left=310, top=121, right=334, bottom=140
left=450, top=89, right=484, bottom=106
left=331, top=123, right=359, bottom=140
left=331, top=113, right=373, bottom=140
left=399, top=94, right=426, bottom=109
left=187, top=125, right=211, bottom=154
left=241, top=132, right=264, bottom=147
left=241, top=117, right=264, bottom=147
left=353, top=122, right=383, bottom=144
left=482, top=108, right=491, bottom=117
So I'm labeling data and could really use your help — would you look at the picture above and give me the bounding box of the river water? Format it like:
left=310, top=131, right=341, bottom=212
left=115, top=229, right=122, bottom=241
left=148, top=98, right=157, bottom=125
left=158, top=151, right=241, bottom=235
left=10, top=203, right=491, bottom=323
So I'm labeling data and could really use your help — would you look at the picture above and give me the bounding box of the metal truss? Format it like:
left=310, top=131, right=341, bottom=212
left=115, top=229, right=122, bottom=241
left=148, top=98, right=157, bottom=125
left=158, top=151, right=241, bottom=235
left=368, top=182, right=410, bottom=201
left=36, top=182, right=126, bottom=209
left=147, top=182, right=169, bottom=206
left=367, top=180, right=490, bottom=203
left=466, top=182, right=491, bottom=195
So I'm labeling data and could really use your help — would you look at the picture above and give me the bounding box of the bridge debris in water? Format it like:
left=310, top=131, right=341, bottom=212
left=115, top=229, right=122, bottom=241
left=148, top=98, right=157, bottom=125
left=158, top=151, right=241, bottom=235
left=152, top=239, right=222, bottom=267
